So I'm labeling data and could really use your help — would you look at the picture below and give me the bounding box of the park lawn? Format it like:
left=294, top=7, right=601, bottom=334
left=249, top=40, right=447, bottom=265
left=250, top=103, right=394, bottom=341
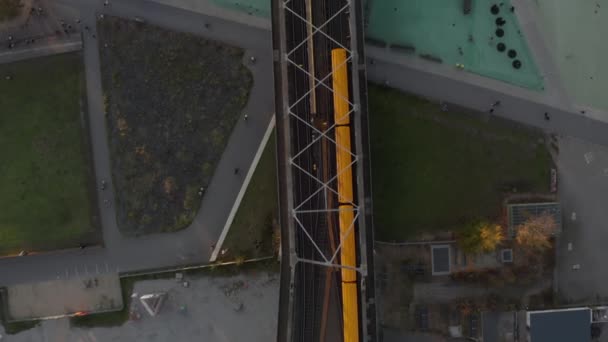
left=0, top=53, right=98, bottom=255
left=369, top=85, right=552, bottom=241
left=220, top=132, right=279, bottom=260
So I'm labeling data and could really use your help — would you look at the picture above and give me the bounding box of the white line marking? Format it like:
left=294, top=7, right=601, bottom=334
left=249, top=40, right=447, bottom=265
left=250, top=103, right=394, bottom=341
left=210, top=115, right=276, bottom=262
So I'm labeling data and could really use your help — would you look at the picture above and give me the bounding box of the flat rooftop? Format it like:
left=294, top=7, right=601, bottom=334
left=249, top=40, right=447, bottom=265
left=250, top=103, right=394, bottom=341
left=528, top=308, right=591, bottom=342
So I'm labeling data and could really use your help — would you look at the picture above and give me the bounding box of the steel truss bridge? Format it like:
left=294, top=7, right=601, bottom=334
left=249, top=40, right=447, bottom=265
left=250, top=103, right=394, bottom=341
left=272, top=0, right=377, bottom=341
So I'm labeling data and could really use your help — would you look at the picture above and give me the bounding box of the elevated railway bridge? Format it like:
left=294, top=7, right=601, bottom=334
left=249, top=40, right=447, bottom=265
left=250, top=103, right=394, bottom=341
left=272, top=0, right=377, bottom=341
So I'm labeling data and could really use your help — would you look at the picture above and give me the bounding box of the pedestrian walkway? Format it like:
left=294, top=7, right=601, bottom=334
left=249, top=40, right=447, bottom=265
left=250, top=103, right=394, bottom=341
left=0, top=35, right=82, bottom=65
left=534, top=0, right=608, bottom=111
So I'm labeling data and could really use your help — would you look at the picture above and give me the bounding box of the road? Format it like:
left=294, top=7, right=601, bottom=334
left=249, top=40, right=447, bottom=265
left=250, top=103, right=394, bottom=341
left=0, top=0, right=274, bottom=286
left=554, top=136, right=608, bottom=303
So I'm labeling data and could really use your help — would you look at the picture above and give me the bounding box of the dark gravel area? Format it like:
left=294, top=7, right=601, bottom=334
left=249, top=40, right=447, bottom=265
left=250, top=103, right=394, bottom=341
left=98, top=16, right=252, bottom=236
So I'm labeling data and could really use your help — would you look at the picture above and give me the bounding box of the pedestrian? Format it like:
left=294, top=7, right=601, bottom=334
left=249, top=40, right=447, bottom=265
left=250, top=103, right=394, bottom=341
left=84, top=25, right=89, bottom=31
left=92, top=34, right=96, bottom=39
left=489, top=108, right=495, bottom=114
left=234, top=168, right=240, bottom=175
left=76, top=19, right=81, bottom=24
left=244, top=114, right=248, bottom=121
left=544, top=112, right=550, bottom=121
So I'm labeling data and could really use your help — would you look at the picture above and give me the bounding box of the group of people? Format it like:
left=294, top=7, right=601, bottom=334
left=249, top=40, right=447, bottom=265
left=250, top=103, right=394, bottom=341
left=488, top=100, right=552, bottom=121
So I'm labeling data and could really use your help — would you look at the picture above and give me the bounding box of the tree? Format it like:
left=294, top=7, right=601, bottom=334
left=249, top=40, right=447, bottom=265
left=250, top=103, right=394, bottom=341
left=458, top=221, right=504, bottom=254
left=479, top=224, right=504, bottom=252
left=515, top=213, right=557, bottom=252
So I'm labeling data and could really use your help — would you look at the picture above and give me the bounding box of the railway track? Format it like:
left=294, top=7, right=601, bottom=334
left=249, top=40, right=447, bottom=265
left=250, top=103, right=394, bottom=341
left=273, top=0, right=376, bottom=341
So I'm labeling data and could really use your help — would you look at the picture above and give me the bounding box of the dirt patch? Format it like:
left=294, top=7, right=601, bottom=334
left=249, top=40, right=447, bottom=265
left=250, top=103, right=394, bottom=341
left=98, top=16, right=252, bottom=235
left=0, top=0, right=24, bottom=23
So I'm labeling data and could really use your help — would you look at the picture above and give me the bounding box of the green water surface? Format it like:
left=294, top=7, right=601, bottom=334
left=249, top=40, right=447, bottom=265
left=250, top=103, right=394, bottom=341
left=212, top=0, right=544, bottom=90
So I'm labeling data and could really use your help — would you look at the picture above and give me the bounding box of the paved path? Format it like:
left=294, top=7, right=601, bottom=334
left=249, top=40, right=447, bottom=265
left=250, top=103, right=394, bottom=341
left=554, top=136, right=608, bottom=304
left=0, top=36, right=82, bottom=65
left=0, top=0, right=274, bottom=286
left=366, top=53, right=608, bottom=148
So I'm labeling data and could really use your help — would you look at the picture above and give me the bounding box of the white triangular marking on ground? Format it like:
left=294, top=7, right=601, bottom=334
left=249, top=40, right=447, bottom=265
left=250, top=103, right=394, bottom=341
left=140, top=293, right=167, bottom=317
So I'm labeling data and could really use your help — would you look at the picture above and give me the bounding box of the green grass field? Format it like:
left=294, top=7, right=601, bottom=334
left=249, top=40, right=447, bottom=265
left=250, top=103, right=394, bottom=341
left=220, top=132, right=278, bottom=260
left=369, top=85, right=552, bottom=241
left=0, top=53, right=98, bottom=254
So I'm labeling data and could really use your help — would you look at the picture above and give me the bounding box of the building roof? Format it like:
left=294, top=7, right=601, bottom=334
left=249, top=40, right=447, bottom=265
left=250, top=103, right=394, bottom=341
left=431, top=245, right=451, bottom=275
left=529, top=309, right=590, bottom=342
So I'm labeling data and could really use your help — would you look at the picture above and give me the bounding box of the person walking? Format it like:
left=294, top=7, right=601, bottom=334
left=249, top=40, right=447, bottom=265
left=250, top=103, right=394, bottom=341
left=544, top=112, right=550, bottom=121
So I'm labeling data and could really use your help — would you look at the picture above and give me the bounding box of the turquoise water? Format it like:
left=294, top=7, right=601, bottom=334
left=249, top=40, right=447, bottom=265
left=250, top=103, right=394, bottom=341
left=212, top=0, right=543, bottom=90
left=366, top=0, right=543, bottom=90
left=211, top=0, right=271, bottom=18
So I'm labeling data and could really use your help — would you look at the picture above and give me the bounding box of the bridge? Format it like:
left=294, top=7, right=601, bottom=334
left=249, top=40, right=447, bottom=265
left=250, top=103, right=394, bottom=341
left=271, top=0, right=377, bottom=341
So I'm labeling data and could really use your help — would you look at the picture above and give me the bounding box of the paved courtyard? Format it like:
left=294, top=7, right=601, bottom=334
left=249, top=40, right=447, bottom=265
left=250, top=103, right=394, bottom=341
left=0, top=272, right=279, bottom=341
left=6, top=274, right=121, bottom=321
left=555, top=136, right=608, bottom=304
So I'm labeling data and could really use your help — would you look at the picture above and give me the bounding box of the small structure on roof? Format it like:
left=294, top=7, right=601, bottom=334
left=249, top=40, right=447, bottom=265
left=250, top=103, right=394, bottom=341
left=527, top=308, right=591, bottom=342
left=431, top=244, right=451, bottom=276
left=507, top=202, right=562, bottom=238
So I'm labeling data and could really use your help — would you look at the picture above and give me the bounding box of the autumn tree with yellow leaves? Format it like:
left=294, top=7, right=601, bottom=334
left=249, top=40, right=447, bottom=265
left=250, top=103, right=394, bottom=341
left=458, top=220, right=505, bottom=254
left=515, top=213, right=557, bottom=252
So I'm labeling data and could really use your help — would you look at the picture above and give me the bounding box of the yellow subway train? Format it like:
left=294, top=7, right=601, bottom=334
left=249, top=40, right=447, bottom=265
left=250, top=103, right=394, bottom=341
left=331, top=48, right=359, bottom=342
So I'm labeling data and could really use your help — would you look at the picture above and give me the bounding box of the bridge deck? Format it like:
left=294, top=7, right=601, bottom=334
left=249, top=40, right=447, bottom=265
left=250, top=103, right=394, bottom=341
left=272, top=0, right=377, bottom=341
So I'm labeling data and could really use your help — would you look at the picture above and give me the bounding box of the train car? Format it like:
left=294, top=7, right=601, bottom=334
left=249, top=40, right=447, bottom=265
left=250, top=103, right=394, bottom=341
left=331, top=47, right=359, bottom=342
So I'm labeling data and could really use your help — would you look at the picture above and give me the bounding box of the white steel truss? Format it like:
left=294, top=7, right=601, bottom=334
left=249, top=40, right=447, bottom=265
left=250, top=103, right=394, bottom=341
left=281, top=0, right=363, bottom=274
